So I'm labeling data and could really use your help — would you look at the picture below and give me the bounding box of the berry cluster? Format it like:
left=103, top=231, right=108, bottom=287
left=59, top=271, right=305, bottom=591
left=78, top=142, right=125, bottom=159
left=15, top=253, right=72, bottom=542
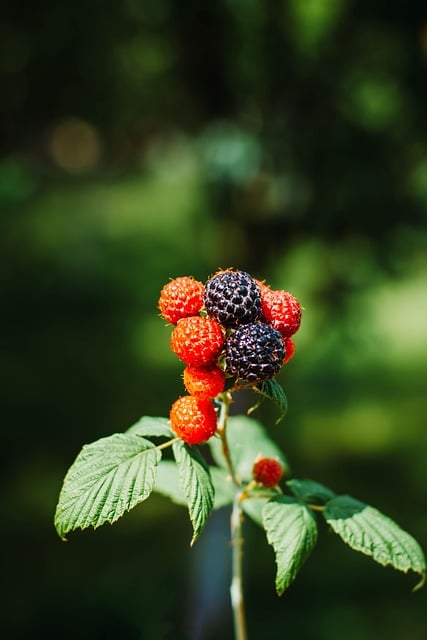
left=158, top=269, right=302, bottom=444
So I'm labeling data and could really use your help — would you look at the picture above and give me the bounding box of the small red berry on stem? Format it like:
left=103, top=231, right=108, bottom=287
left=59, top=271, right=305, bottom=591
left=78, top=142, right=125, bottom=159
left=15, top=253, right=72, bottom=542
left=252, top=457, right=284, bottom=488
left=183, top=364, right=225, bottom=398
left=170, top=316, right=225, bottom=366
left=170, top=395, right=218, bottom=444
left=158, top=276, right=204, bottom=325
left=261, top=290, right=302, bottom=338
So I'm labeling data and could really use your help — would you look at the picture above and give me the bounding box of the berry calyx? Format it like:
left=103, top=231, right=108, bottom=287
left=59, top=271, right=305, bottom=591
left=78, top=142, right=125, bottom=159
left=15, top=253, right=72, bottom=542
left=183, top=364, right=225, bottom=398
left=170, top=395, right=217, bottom=444
left=252, top=457, right=284, bottom=488
left=260, top=289, right=302, bottom=338
left=204, top=269, right=262, bottom=327
left=225, top=322, right=285, bottom=384
left=158, top=276, right=204, bottom=325
left=170, top=316, right=225, bottom=366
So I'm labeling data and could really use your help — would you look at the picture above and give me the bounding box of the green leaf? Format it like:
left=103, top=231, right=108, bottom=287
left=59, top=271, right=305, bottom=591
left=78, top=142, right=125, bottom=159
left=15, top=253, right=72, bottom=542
left=172, top=440, right=215, bottom=545
left=242, top=495, right=272, bottom=527
left=210, top=467, right=234, bottom=509
left=154, top=460, right=186, bottom=506
left=154, top=462, right=233, bottom=511
left=251, top=378, right=288, bottom=423
left=287, top=478, right=336, bottom=504
left=263, top=496, right=318, bottom=595
left=55, top=433, right=162, bottom=539
left=126, top=416, right=173, bottom=439
left=208, top=415, right=290, bottom=482
left=323, top=495, right=426, bottom=590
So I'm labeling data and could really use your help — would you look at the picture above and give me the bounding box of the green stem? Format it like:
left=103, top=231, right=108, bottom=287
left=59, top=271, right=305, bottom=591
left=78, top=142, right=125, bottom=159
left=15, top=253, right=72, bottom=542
left=155, top=437, right=179, bottom=451
left=217, top=392, right=238, bottom=485
left=230, top=496, right=248, bottom=640
left=217, top=392, right=248, bottom=640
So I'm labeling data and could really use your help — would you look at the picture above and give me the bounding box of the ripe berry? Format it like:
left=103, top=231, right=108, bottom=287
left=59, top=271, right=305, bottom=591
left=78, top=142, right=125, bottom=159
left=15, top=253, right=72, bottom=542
left=225, top=322, right=285, bottom=384
left=252, top=457, right=284, bottom=488
left=158, top=276, right=204, bottom=325
left=170, top=395, right=217, bottom=444
left=282, top=337, right=296, bottom=364
left=254, top=278, right=272, bottom=297
left=261, top=290, right=301, bottom=338
left=203, top=269, right=261, bottom=327
left=170, top=316, right=224, bottom=366
left=183, top=364, right=225, bottom=398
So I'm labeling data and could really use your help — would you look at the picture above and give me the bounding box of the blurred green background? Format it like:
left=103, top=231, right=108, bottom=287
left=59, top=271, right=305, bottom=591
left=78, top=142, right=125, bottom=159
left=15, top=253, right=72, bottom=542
left=1, top=0, right=427, bottom=638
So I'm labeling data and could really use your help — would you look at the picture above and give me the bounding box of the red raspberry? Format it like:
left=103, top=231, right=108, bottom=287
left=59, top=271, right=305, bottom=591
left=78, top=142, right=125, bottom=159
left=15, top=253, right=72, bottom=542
left=282, top=337, right=296, bottom=364
left=158, top=276, right=204, bottom=325
left=170, top=316, right=225, bottom=366
left=254, top=278, right=272, bottom=297
left=183, top=364, right=225, bottom=398
left=261, top=289, right=302, bottom=338
left=170, top=395, right=217, bottom=444
left=252, top=457, right=284, bottom=488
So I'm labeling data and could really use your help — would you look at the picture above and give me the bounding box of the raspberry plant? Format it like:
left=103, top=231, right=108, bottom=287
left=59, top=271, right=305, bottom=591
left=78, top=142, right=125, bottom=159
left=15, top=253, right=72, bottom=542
left=54, top=269, right=425, bottom=640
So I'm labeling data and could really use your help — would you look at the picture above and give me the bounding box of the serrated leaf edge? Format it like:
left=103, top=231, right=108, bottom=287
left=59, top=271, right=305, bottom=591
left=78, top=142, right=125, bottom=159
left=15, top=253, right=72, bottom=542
left=262, top=496, right=318, bottom=595
left=172, top=440, right=215, bottom=546
left=323, top=496, right=426, bottom=591
left=54, top=433, right=162, bottom=540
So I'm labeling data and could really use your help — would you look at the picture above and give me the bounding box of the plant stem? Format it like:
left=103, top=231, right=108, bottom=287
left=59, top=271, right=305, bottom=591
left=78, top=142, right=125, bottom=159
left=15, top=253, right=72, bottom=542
left=230, top=496, right=248, bottom=640
left=155, top=437, right=179, bottom=451
left=217, top=392, right=238, bottom=485
left=217, top=392, right=248, bottom=640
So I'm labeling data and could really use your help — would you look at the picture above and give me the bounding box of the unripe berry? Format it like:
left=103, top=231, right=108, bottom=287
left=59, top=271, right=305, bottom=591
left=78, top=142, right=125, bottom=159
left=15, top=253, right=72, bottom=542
left=252, top=457, right=284, bottom=488
left=158, top=276, right=204, bottom=325
left=282, top=337, right=296, bottom=364
left=260, top=290, right=301, bottom=338
left=170, top=316, right=225, bottom=366
left=254, top=278, right=272, bottom=297
left=170, top=395, right=217, bottom=444
left=183, top=364, right=225, bottom=398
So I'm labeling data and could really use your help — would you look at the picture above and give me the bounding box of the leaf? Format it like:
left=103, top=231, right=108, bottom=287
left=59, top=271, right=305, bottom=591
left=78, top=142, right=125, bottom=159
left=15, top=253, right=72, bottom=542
left=287, top=478, right=336, bottom=504
left=154, top=462, right=233, bottom=510
left=126, top=416, right=173, bottom=439
left=172, top=440, right=215, bottom=545
left=208, top=415, right=289, bottom=482
left=251, top=378, right=288, bottom=423
left=263, top=496, right=318, bottom=595
left=153, top=460, right=186, bottom=506
left=55, top=433, right=161, bottom=539
left=210, top=467, right=234, bottom=509
left=323, top=495, right=426, bottom=590
left=241, top=495, right=272, bottom=527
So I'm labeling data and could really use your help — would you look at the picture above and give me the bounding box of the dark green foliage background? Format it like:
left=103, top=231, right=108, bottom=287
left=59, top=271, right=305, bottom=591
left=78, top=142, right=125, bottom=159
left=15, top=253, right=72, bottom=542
left=1, top=1, right=426, bottom=638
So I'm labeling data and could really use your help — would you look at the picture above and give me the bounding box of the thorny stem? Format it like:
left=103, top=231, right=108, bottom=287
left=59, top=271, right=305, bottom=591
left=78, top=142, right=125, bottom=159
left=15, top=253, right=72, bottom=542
left=216, top=392, right=248, bottom=640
